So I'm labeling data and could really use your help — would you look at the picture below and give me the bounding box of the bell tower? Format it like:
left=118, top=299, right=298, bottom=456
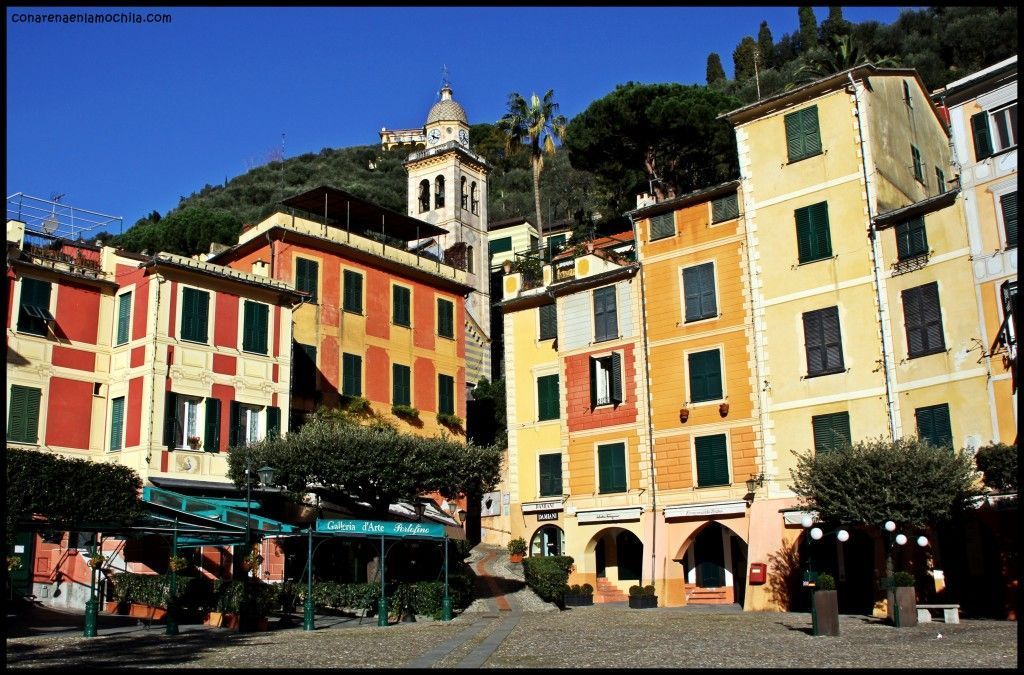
left=404, top=77, right=491, bottom=387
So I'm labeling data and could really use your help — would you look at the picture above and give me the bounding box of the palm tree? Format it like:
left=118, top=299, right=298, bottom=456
left=793, top=34, right=901, bottom=84
left=497, top=90, right=568, bottom=239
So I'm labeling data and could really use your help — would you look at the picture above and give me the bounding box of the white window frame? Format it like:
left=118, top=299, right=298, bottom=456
left=176, top=395, right=204, bottom=449
left=990, top=179, right=1017, bottom=250
left=239, top=404, right=264, bottom=446
left=989, top=102, right=1018, bottom=153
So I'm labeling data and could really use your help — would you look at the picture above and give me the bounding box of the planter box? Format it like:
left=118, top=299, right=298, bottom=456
left=127, top=602, right=167, bottom=621
left=628, top=595, right=658, bottom=609
left=893, top=587, right=918, bottom=627
left=104, top=600, right=130, bottom=615
left=509, top=554, right=524, bottom=564
left=563, top=594, right=594, bottom=607
left=811, top=590, right=839, bottom=636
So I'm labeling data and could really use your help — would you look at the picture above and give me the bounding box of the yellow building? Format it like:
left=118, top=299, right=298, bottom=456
left=722, top=64, right=995, bottom=613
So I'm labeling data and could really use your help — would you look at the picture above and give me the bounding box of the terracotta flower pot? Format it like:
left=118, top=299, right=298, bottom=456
left=679, top=407, right=690, bottom=423
left=509, top=553, right=524, bottom=564
left=719, top=402, right=730, bottom=417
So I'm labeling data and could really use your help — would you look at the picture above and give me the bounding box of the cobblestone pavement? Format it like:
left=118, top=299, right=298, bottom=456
left=6, top=545, right=1018, bottom=669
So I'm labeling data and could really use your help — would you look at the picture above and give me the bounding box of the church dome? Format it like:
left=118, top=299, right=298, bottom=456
left=426, top=85, right=468, bottom=125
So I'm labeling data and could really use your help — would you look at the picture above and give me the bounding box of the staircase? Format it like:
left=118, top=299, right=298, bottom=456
left=594, top=577, right=630, bottom=603
left=685, top=584, right=733, bottom=604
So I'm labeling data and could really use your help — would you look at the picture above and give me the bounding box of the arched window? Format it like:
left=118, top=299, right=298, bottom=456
left=530, top=525, right=564, bottom=557
left=466, top=245, right=474, bottom=274
left=418, top=180, right=430, bottom=213
left=460, top=177, right=468, bottom=209
left=434, top=175, right=445, bottom=209
left=470, top=182, right=479, bottom=215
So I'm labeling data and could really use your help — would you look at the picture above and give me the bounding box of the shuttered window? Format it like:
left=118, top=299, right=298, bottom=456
left=392, top=286, right=411, bottom=327
left=204, top=398, right=221, bottom=452
left=597, top=442, right=627, bottom=494
left=991, top=103, right=1017, bottom=152
left=180, top=287, right=209, bottom=343
left=266, top=406, right=281, bottom=438
left=589, top=352, right=623, bottom=407
left=903, top=282, right=945, bottom=358
left=935, top=167, right=946, bottom=195
left=438, top=374, right=455, bottom=415
left=794, top=201, right=832, bottom=263
left=784, top=105, right=822, bottom=162
left=683, top=262, right=718, bottom=322
left=803, top=306, right=845, bottom=376
left=116, top=292, right=132, bottom=346
left=547, top=234, right=567, bottom=260
left=164, top=392, right=180, bottom=449
left=296, top=258, right=319, bottom=304
left=593, top=286, right=618, bottom=342
left=902, top=80, right=913, bottom=107
left=242, top=301, right=269, bottom=354
left=688, top=349, right=723, bottom=403
left=1001, top=191, right=1017, bottom=248
left=437, top=298, right=455, bottom=339
left=971, top=111, right=994, bottom=161
left=392, top=363, right=411, bottom=406
left=539, top=453, right=562, bottom=498
left=342, top=353, right=362, bottom=397
left=895, top=217, right=928, bottom=260
left=538, top=303, right=557, bottom=340
left=812, top=412, right=851, bottom=454
left=711, top=193, right=739, bottom=223
left=489, top=237, right=512, bottom=255
left=916, top=403, right=953, bottom=449
left=8, top=385, right=41, bottom=443
left=18, top=277, right=52, bottom=336
left=911, top=145, right=924, bottom=183
left=109, top=397, right=125, bottom=451
left=650, top=212, right=675, bottom=241
left=293, top=343, right=318, bottom=395
left=695, top=434, right=730, bottom=487
left=343, top=269, right=363, bottom=313
left=537, top=374, right=560, bottom=421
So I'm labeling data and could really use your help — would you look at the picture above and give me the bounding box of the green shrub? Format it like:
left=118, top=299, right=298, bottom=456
left=566, top=584, right=581, bottom=595
left=392, top=404, right=420, bottom=420
left=110, top=573, right=210, bottom=611
left=816, top=573, right=836, bottom=590
left=893, top=571, right=915, bottom=588
left=436, top=412, right=463, bottom=428
left=507, top=537, right=527, bottom=556
left=642, top=584, right=657, bottom=597
left=974, top=442, right=1017, bottom=492
left=522, top=556, right=574, bottom=603
left=581, top=583, right=593, bottom=596
left=343, top=396, right=372, bottom=414
left=628, top=585, right=642, bottom=597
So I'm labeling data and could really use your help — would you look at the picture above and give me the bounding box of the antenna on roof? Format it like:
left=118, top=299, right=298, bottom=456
left=43, top=193, right=64, bottom=234
left=441, top=64, right=450, bottom=90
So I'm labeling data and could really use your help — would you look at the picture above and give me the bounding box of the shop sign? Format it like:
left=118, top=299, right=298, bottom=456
left=576, top=506, right=642, bottom=524
left=522, top=500, right=564, bottom=514
left=536, top=512, right=560, bottom=522
left=662, top=501, right=746, bottom=520
left=316, top=519, right=445, bottom=539
left=783, top=510, right=817, bottom=526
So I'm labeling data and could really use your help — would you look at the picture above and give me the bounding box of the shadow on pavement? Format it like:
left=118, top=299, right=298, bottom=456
left=775, top=620, right=814, bottom=635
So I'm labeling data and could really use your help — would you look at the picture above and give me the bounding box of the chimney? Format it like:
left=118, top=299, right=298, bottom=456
left=636, top=193, right=656, bottom=209
left=252, top=259, right=269, bottom=277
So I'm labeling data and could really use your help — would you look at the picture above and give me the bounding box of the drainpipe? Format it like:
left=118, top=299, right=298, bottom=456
left=627, top=213, right=658, bottom=587
left=849, top=72, right=899, bottom=440
left=145, top=269, right=164, bottom=472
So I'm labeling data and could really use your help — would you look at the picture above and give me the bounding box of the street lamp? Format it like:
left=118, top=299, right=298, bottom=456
left=800, top=515, right=850, bottom=588
left=881, top=520, right=928, bottom=621
left=242, top=458, right=274, bottom=631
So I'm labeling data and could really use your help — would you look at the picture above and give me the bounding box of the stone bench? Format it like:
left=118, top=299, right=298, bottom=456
left=916, top=604, right=960, bottom=624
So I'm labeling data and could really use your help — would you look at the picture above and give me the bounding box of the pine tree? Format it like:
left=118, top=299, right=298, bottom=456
left=733, top=36, right=758, bottom=81
left=757, top=21, right=774, bottom=69
left=706, top=52, right=727, bottom=85
left=798, top=6, right=818, bottom=52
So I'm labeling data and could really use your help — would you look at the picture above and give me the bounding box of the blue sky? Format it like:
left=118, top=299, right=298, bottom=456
left=6, top=6, right=910, bottom=230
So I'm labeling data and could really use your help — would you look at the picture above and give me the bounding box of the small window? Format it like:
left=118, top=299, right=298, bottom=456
left=803, top=306, right=845, bottom=377
left=794, top=201, right=832, bottom=264
left=343, top=269, right=363, bottom=313
left=682, top=262, right=717, bottom=322
left=460, top=177, right=468, bottom=209
left=17, top=277, right=53, bottom=336
left=1001, top=191, right=1017, bottom=249
left=537, top=374, right=560, bottom=421
left=437, top=298, right=455, bottom=339
left=489, top=237, right=512, bottom=256
left=935, top=167, right=946, bottom=195
left=110, top=397, right=125, bottom=451
left=895, top=216, right=928, bottom=260
left=242, top=300, right=269, bottom=354
left=296, top=258, right=319, bottom=304
left=434, top=175, right=446, bottom=209
left=694, top=434, right=729, bottom=487
left=180, top=287, right=210, bottom=343
left=711, top=193, right=739, bottom=223
left=538, top=453, right=562, bottom=498
left=916, top=403, right=953, bottom=449
left=902, top=282, right=945, bottom=358
left=688, top=349, right=723, bottom=403
left=419, top=180, right=430, bottom=213
left=812, top=412, right=851, bottom=454
left=589, top=352, right=622, bottom=407
left=471, top=182, right=479, bottom=215
left=529, top=234, right=539, bottom=252
left=438, top=373, right=455, bottom=415
left=342, top=352, right=362, bottom=397
left=232, top=403, right=266, bottom=447
left=466, top=245, right=474, bottom=274
left=115, top=291, right=132, bottom=346
left=990, top=103, right=1018, bottom=152
left=593, top=286, right=618, bottom=342
left=7, top=384, right=41, bottom=444
left=392, top=363, right=411, bottom=406
left=649, top=212, right=675, bottom=241
left=547, top=234, right=567, bottom=261
left=175, top=396, right=202, bottom=449
left=902, top=80, right=913, bottom=108
left=597, top=442, right=627, bottom=494
left=784, top=105, right=822, bottom=162
left=911, top=145, right=924, bottom=183
left=392, top=285, right=411, bottom=327
left=538, top=304, right=557, bottom=341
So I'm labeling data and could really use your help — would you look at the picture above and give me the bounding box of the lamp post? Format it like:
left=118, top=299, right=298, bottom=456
left=799, top=515, right=850, bottom=589
left=242, top=458, right=275, bottom=631
left=83, top=535, right=98, bottom=638
left=882, top=520, right=929, bottom=621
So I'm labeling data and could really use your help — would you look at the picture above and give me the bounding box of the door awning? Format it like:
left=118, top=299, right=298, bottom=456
left=141, top=486, right=298, bottom=546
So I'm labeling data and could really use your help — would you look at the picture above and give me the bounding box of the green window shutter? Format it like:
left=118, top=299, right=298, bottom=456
left=785, top=106, right=820, bottom=162
left=812, top=412, right=851, bottom=454
left=711, top=194, right=739, bottom=223
left=438, top=374, right=455, bottom=415
left=598, top=442, right=627, bottom=493
left=110, top=397, right=125, bottom=451
left=650, top=212, right=675, bottom=240
left=343, top=270, right=362, bottom=313
left=164, top=391, right=179, bottom=449
left=392, top=364, right=411, bottom=406
left=539, top=453, right=562, bottom=497
left=903, top=282, right=945, bottom=357
left=803, top=307, right=844, bottom=376
left=489, top=237, right=512, bottom=255
left=683, top=263, right=717, bottom=322
left=539, top=303, right=557, bottom=340
left=1001, top=192, right=1017, bottom=248
left=795, top=201, right=832, bottom=263
left=297, top=259, right=318, bottom=303
left=547, top=234, right=567, bottom=260
left=18, top=277, right=52, bottom=335
left=795, top=205, right=813, bottom=263
left=8, top=385, right=42, bottom=443
left=537, top=374, right=559, bottom=421
left=181, top=288, right=209, bottom=343
left=228, top=401, right=240, bottom=448
left=916, top=404, right=953, bottom=449
left=342, top=353, right=362, bottom=397
left=895, top=217, right=928, bottom=260
left=784, top=110, right=803, bottom=162
left=243, top=301, right=269, bottom=354
left=935, top=168, right=946, bottom=194
left=116, top=292, right=132, bottom=346
left=588, top=357, right=598, bottom=408
left=393, top=286, right=411, bottom=326
left=695, top=434, right=729, bottom=487
left=688, top=349, right=722, bottom=403
left=438, top=299, right=454, bottom=338
left=610, top=352, right=623, bottom=404
left=970, top=111, right=993, bottom=161
left=204, top=398, right=221, bottom=452
left=911, top=146, right=924, bottom=182
left=593, top=286, right=618, bottom=342
left=267, top=406, right=281, bottom=438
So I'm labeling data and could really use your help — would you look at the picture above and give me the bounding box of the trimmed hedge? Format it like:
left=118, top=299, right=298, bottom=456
left=110, top=573, right=209, bottom=612
left=522, top=555, right=574, bottom=603
left=293, top=575, right=475, bottom=618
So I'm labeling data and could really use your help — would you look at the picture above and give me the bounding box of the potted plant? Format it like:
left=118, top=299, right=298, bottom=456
left=629, top=584, right=658, bottom=609
left=187, top=435, right=202, bottom=450
left=88, top=553, right=107, bottom=570
left=507, top=537, right=527, bottom=563
left=502, top=259, right=513, bottom=275
left=811, top=573, right=840, bottom=636
left=679, top=405, right=690, bottom=423
left=168, top=554, right=189, bottom=573
left=719, top=402, right=730, bottom=417
left=892, top=571, right=918, bottom=627
left=563, top=583, right=594, bottom=607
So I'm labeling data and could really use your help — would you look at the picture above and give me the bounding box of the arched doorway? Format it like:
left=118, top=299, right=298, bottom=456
left=529, top=525, right=565, bottom=557
left=678, top=522, right=746, bottom=605
left=797, top=527, right=876, bottom=614
left=587, top=527, right=643, bottom=584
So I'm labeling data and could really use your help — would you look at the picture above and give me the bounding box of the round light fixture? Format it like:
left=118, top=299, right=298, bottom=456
left=895, top=533, right=908, bottom=546
left=884, top=520, right=896, bottom=532
left=810, top=527, right=823, bottom=540
left=837, top=529, right=850, bottom=542
left=801, top=515, right=814, bottom=529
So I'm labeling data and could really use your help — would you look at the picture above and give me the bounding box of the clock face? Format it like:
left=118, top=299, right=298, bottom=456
left=428, top=129, right=441, bottom=144
left=458, top=129, right=469, bottom=145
